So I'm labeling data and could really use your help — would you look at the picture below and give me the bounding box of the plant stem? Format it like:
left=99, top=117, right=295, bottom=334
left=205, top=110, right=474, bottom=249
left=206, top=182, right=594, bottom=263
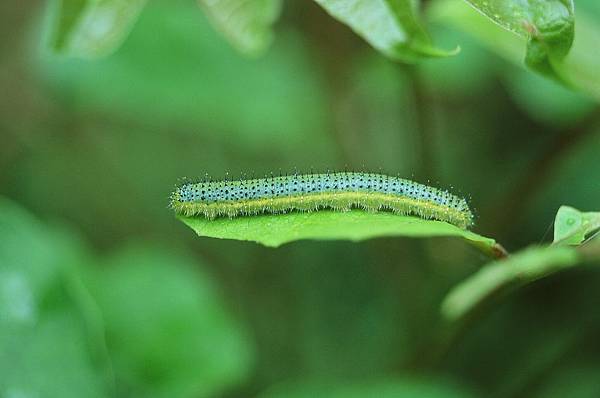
left=406, top=65, right=437, bottom=181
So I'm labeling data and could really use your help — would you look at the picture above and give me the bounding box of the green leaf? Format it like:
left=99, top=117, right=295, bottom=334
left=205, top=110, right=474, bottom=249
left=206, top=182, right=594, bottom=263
left=429, top=0, right=523, bottom=62
left=553, top=206, right=600, bottom=245
left=198, top=0, right=282, bottom=56
left=178, top=210, right=501, bottom=257
left=259, top=378, right=473, bottom=398
left=441, top=245, right=584, bottom=321
left=1, top=312, right=109, bottom=398
left=463, top=0, right=574, bottom=80
left=0, top=197, right=108, bottom=397
left=85, top=244, right=254, bottom=398
left=313, top=0, right=458, bottom=62
left=431, top=0, right=600, bottom=100
left=49, top=0, right=147, bottom=58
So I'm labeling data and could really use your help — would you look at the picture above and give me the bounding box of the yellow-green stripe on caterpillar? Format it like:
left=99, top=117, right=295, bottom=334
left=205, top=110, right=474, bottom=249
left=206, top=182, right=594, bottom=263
left=171, top=172, right=474, bottom=229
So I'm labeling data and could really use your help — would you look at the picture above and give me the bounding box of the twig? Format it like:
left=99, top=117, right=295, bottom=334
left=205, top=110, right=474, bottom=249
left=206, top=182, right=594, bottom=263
left=406, top=65, right=437, bottom=180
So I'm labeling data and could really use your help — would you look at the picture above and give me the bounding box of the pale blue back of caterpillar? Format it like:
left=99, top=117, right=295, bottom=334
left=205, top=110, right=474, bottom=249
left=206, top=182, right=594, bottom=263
left=175, top=172, right=469, bottom=212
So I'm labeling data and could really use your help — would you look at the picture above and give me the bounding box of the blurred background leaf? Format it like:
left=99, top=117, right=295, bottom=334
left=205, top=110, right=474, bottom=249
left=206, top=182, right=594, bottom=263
left=0, top=198, right=255, bottom=398
left=0, top=197, right=108, bottom=398
left=313, top=0, right=457, bottom=62
left=49, top=0, right=147, bottom=58
left=85, top=244, right=254, bottom=398
left=199, top=0, right=282, bottom=56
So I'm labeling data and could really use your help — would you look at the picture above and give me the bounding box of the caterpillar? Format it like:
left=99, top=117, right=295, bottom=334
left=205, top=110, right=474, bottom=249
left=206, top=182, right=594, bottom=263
left=171, top=172, right=474, bottom=229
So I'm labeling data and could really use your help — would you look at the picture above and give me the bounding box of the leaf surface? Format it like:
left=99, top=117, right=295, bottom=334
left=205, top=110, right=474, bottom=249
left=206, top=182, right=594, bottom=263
left=50, top=0, right=147, bottom=58
left=463, top=0, right=574, bottom=79
left=553, top=205, right=600, bottom=245
left=198, top=0, right=282, bottom=55
left=179, top=210, right=500, bottom=256
left=441, top=243, right=600, bottom=321
left=431, top=0, right=600, bottom=100
left=314, top=0, right=458, bottom=62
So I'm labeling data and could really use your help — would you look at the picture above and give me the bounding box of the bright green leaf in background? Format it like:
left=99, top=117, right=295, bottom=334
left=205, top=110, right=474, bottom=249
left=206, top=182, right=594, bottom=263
left=49, top=0, right=283, bottom=58
left=198, top=0, right=282, bottom=56
left=49, top=0, right=147, bottom=58
left=313, top=0, right=458, bottom=62
left=430, top=0, right=600, bottom=101
left=86, top=245, right=254, bottom=398
left=553, top=205, right=600, bottom=245
left=178, top=210, right=502, bottom=257
left=0, top=198, right=254, bottom=398
left=0, top=197, right=108, bottom=397
left=463, top=0, right=574, bottom=80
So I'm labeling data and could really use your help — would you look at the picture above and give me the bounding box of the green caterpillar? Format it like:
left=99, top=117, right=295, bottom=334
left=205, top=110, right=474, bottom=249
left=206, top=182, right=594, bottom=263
left=171, top=172, right=474, bottom=229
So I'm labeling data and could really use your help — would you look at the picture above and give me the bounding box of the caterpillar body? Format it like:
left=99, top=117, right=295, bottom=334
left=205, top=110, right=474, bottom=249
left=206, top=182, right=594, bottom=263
left=171, top=172, right=474, bottom=229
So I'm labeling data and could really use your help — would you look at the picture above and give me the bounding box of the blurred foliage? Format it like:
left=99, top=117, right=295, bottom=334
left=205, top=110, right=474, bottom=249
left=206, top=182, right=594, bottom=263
left=39, top=1, right=332, bottom=153
left=0, top=198, right=108, bottom=398
left=259, top=377, right=473, bottom=397
left=1, top=0, right=600, bottom=397
left=199, top=0, right=282, bottom=56
left=0, top=198, right=254, bottom=398
left=49, top=0, right=147, bottom=58
left=86, top=244, right=254, bottom=398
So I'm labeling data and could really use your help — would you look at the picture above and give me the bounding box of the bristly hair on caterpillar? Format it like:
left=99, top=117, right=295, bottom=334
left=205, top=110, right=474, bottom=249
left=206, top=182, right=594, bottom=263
left=170, top=172, right=474, bottom=229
